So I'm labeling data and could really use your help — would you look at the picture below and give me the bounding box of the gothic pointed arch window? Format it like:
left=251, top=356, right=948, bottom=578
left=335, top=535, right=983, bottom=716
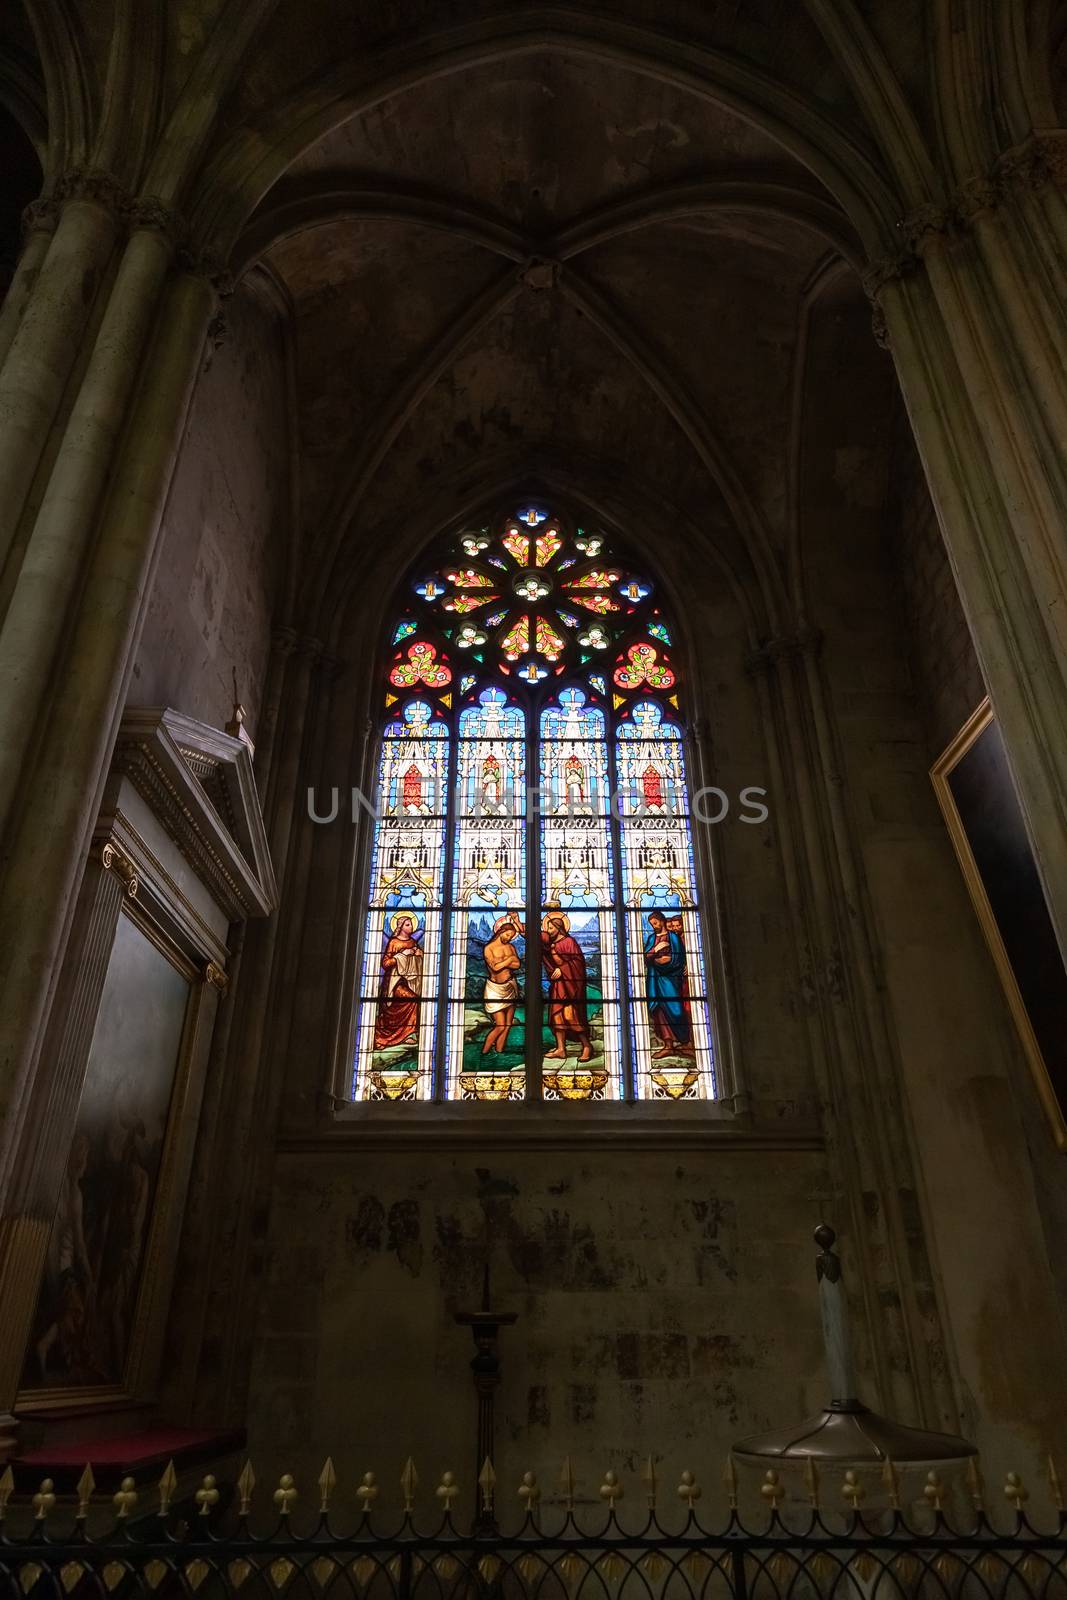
left=353, top=507, right=717, bottom=1104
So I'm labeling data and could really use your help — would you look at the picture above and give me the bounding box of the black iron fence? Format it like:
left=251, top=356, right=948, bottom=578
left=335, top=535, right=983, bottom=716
left=1, top=1458, right=1066, bottom=1600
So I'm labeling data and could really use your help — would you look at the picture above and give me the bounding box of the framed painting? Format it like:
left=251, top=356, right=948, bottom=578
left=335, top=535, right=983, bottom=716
left=19, top=903, right=203, bottom=1404
left=931, top=698, right=1067, bottom=1149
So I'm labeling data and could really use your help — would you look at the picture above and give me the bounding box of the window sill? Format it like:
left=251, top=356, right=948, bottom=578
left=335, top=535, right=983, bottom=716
left=279, top=1098, right=824, bottom=1152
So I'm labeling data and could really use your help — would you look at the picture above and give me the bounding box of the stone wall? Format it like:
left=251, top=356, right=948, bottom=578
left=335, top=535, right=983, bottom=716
left=131, top=286, right=287, bottom=736
left=247, top=1146, right=829, bottom=1492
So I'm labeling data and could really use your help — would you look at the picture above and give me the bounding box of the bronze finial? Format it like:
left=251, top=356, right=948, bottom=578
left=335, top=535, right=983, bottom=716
left=195, top=1476, right=220, bottom=1518
left=77, top=1465, right=96, bottom=1520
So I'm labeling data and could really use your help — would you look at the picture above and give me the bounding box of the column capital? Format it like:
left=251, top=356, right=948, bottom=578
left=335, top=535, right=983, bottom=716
left=96, top=838, right=139, bottom=898
left=53, top=166, right=131, bottom=216
left=20, top=198, right=59, bottom=240
left=863, top=129, right=1067, bottom=309
left=745, top=626, right=822, bottom=678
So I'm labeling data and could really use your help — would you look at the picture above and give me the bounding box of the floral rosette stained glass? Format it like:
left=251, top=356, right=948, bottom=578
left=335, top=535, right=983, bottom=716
left=355, top=508, right=715, bottom=1104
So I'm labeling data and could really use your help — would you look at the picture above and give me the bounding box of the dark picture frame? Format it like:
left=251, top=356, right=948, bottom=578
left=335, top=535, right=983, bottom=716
left=931, top=698, right=1067, bottom=1150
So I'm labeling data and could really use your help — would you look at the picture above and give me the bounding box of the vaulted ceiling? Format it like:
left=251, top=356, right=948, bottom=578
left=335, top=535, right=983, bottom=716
left=235, top=42, right=873, bottom=636
left=2, top=0, right=1059, bottom=642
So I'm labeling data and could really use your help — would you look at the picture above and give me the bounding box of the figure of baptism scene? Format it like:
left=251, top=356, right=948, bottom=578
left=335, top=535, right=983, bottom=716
left=352, top=510, right=716, bottom=1102
left=5, top=3, right=1067, bottom=1588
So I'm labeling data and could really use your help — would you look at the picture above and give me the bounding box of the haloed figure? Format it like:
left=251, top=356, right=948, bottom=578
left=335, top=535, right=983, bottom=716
left=644, top=910, right=694, bottom=1058
left=482, top=917, right=523, bottom=1053
left=374, top=914, right=423, bottom=1049
left=542, top=914, right=593, bottom=1061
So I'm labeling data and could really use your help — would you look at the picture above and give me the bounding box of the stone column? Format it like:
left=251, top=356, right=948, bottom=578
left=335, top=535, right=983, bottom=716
left=0, top=264, right=216, bottom=1200
left=0, top=219, right=178, bottom=836
left=0, top=181, right=124, bottom=578
left=870, top=144, right=1067, bottom=964
left=0, top=203, right=57, bottom=373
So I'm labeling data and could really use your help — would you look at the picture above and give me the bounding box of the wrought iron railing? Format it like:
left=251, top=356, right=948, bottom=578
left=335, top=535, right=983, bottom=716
left=2, top=1456, right=1066, bottom=1600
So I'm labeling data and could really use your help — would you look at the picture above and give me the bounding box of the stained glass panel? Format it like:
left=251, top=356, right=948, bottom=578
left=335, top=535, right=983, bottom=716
left=540, top=911, right=621, bottom=1099
left=534, top=529, right=562, bottom=566
left=356, top=506, right=717, bottom=1106
left=445, top=912, right=526, bottom=1100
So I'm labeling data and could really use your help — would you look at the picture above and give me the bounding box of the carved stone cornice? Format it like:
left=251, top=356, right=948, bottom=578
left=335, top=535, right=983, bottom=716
left=745, top=627, right=822, bottom=678
left=112, top=707, right=277, bottom=923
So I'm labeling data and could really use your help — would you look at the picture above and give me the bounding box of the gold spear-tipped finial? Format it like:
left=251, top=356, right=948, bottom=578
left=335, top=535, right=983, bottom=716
left=1004, top=1472, right=1029, bottom=1511
left=967, top=1456, right=986, bottom=1511
left=923, top=1470, right=944, bottom=1512
left=0, top=1467, right=13, bottom=1521
left=518, top=1471, right=540, bottom=1512
left=805, top=1457, right=821, bottom=1509
left=33, top=1478, right=57, bottom=1522
left=678, top=1470, right=702, bottom=1511
left=157, top=1461, right=177, bottom=1518
left=318, top=1459, right=337, bottom=1515
left=760, top=1470, right=781, bottom=1511
left=273, top=1473, right=298, bottom=1516
left=400, top=1458, right=418, bottom=1514
left=113, top=1478, right=137, bottom=1520
left=356, top=1472, right=379, bottom=1514
left=435, top=1471, right=459, bottom=1513
left=478, top=1457, right=496, bottom=1513
left=600, top=1469, right=623, bottom=1509
left=842, top=1470, right=865, bottom=1510
left=237, top=1461, right=256, bottom=1517
left=559, top=1457, right=576, bottom=1512
left=642, top=1456, right=658, bottom=1510
left=195, top=1475, right=220, bottom=1518
left=76, top=1465, right=96, bottom=1521
left=1048, top=1457, right=1063, bottom=1514
left=881, top=1459, right=899, bottom=1511
left=723, top=1456, right=738, bottom=1510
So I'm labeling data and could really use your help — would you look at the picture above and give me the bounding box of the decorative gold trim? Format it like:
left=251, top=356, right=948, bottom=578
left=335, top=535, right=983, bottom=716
left=204, top=961, right=229, bottom=994
left=98, top=842, right=138, bottom=898
left=105, top=809, right=227, bottom=966
left=930, top=697, right=1067, bottom=1152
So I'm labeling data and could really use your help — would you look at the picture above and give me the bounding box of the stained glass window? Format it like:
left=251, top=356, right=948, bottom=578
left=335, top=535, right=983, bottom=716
left=353, top=509, right=717, bottom=1103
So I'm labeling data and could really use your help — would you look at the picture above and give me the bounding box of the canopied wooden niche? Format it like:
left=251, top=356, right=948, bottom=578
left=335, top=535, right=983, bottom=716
left=14, top=709, right=275, bottom=1446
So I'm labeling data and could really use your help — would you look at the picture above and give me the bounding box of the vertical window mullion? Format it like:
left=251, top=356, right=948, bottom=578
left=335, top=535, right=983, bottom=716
left=527, top=698, right=543, bottom=1101
left=609, top=706, right=637, bottom=1102
left=433, top=716, right=459, bottom=1102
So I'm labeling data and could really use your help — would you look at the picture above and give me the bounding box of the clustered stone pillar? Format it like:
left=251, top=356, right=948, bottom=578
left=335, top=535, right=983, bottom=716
left=869, top=136, right=1067, bottom=964
left=0, top=173, right=221, bottom=1455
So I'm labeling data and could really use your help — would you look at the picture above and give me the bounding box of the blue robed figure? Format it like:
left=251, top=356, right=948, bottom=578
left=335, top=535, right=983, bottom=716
left=643, top=910, right=694, bottom=1057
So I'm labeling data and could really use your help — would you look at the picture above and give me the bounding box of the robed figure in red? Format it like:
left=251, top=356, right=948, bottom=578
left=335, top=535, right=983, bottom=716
left=374, top=914, right=423, bottom=1049
left=542, top=913, right=593, bottom=1061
